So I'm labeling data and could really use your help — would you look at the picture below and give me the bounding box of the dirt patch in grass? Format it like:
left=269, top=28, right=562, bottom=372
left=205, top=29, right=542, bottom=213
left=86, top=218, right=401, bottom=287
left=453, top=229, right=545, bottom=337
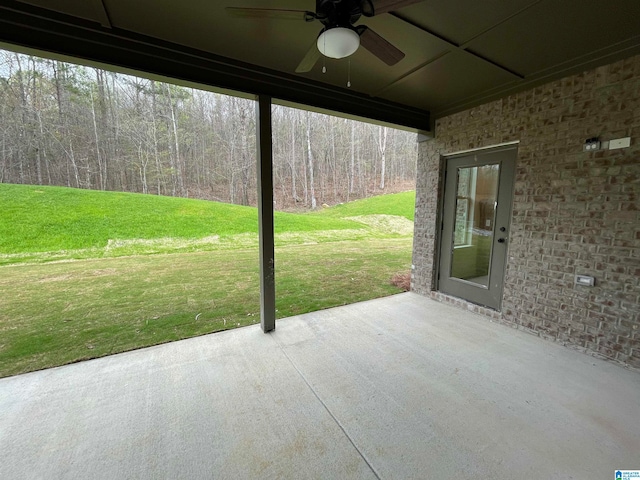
left=105, top=235, right=221, bottom=250
left=346, top=214, right=414, bottom=235
left=391, top=271, right=411, bottom=291
left=37, top=274, right=74, bottom=283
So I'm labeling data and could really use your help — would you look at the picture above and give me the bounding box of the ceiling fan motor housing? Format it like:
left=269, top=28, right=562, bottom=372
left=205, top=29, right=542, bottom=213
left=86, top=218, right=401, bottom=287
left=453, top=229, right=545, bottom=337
left=315, top=0, right=368, bottom=28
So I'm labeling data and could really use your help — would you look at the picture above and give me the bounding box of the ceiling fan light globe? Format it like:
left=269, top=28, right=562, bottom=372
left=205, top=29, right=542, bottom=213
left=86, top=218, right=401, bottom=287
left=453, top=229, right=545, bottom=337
left=317, top=27, right=360, bottom=59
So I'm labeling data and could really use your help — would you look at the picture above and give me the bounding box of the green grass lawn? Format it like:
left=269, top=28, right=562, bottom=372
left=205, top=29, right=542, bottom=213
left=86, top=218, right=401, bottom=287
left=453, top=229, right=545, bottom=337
left=0, top=184, right=415, bottom=377
left=315, top=190, right=416, bottom=220
left=0, top=183, right=361, bottom=258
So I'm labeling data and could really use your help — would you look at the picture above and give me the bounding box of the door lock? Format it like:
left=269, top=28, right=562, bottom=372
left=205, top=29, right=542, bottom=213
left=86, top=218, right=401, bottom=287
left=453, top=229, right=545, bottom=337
left=498, top=237, right=506, bottom=243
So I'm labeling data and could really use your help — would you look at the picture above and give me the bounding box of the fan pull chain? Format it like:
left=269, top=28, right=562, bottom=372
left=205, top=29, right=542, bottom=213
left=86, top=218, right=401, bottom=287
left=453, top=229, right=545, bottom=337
left=347, top=59, right=351, bottom=88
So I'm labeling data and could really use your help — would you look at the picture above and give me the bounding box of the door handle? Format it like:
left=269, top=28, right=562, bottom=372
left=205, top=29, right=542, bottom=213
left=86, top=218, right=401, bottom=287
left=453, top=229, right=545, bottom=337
left=498, top=237, right=507, bottom=243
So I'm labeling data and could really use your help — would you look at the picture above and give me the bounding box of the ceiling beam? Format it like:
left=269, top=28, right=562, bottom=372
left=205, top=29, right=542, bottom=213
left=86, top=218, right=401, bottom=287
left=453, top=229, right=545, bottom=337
left=456, top=0, right=542, bottom=49
left=0, top=0, right=430, bottom=133
left=431, top=34, right=640, bottom=118
left=390, top=12, right=525, bottom=80
left=91, top=0, right=112, bottom=29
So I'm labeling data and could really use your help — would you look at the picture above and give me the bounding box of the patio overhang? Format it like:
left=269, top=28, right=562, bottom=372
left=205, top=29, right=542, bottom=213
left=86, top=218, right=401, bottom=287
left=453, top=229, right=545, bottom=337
left=0, top=2, right=431, bottom=134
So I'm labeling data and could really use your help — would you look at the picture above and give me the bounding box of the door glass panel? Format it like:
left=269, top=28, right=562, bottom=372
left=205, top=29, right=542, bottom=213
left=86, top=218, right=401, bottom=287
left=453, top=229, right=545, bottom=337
left=451, top=164, right=500, bottom=286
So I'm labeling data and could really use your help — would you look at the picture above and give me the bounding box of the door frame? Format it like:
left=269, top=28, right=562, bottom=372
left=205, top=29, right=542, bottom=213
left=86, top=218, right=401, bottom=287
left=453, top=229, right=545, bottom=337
left=435, top=143, right=518, bottom=311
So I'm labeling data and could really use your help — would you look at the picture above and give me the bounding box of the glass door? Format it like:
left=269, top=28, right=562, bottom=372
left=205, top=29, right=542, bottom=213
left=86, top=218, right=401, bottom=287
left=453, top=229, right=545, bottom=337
left=438, top=147, right=516, bottom=310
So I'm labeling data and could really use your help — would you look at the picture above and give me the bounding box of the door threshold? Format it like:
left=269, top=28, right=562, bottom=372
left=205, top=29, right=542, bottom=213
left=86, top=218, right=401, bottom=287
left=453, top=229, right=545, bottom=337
left=430, top=291, right=501, bottom=320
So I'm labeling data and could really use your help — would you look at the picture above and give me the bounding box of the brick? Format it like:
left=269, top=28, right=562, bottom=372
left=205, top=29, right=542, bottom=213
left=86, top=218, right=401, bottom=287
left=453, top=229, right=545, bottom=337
left=413, top=54, right=640, bottom=371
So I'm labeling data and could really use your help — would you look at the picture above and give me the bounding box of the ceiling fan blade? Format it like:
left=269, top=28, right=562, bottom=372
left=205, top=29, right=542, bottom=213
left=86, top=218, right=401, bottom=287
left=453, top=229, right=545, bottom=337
left=369, top=0, right=423, bottom=15
left=226, top=8, right=314, bottom=21
left=295, top=42, right=322, bottom=73
left=359, top=27, right=405, bottom=66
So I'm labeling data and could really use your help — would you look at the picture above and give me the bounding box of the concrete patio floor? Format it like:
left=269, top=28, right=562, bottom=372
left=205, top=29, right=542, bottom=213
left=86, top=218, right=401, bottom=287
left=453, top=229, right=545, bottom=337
left=1, top=292, right=638, bottom=479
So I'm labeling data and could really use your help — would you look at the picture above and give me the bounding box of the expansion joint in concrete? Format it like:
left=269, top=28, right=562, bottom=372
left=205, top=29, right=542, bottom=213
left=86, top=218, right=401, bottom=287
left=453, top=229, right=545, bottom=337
left=269, top=333, right=382, bottom=480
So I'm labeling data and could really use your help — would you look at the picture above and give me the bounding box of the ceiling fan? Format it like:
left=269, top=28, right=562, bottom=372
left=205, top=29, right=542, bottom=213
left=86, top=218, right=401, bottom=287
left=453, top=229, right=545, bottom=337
left=227, top=0, right=423, bottom=73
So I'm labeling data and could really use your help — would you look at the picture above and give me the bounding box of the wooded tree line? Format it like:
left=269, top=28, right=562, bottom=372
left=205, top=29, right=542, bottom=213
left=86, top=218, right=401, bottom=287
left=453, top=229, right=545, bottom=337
left=0, top=50, right=417, bottom=209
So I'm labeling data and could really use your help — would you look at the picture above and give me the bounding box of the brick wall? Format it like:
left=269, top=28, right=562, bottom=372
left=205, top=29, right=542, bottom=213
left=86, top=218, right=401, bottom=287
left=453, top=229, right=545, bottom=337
left=412, top=54, right=640, bottom=370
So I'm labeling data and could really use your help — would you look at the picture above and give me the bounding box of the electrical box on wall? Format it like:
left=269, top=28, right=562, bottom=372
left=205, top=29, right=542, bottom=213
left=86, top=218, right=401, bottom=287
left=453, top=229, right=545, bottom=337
left=609, top=137, right=631, bottom=149
left=575, top=275, right=595, bottom=287
left=583, top=136, right=632, bottom=152
left=583, top=137, right=600, bottom=151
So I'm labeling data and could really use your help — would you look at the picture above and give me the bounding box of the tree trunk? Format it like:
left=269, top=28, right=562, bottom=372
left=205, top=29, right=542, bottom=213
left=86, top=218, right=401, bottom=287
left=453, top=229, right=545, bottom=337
left=90, top=89, right=104, bottom=190
left=305, top=111, right=317, bottom=209
left=349, top=121, right=355, bottom=200
left=379, top=126, right=388, bottom=190
left=166, top=85, right=183, bottom=196
left=151, top=82, right=162, bottom=195
left=69, top=141, right=80, bottom=188
left=290, top=119, right=298, bottom=203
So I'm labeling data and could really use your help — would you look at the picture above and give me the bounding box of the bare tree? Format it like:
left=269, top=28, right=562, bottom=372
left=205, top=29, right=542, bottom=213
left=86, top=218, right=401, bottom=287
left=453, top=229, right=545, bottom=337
left=305, top=110, right=317, bottom=209
left=378, top=126, right=388, bottom=190
left=0, top=48, right=417, bottom=209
